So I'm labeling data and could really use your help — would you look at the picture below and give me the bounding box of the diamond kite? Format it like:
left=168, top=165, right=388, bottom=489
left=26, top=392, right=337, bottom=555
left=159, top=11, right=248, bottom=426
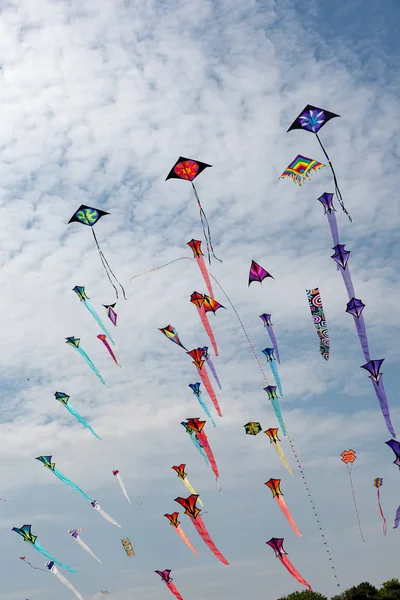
left=248, top=260, right=274, bottom=286
left=280, top=155, right=324, bottom=185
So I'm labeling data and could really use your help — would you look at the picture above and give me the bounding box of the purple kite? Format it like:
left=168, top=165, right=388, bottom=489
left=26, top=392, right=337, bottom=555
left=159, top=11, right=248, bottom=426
left=385, top=439, right=400, bottom=470
left=200, top=346, right=222, bottom=389
left=260, top=313, right=280, bottom=363
left=248, top=260, right=274, bottom=286
left=266, top=538, right=311, bottom=591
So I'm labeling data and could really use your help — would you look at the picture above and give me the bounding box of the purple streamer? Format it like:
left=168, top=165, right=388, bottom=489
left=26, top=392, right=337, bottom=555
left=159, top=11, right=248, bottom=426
left=259, top=314, right=281, bottom=363
left=205, top=355, right=222, bottom=389
left=394, top=505, right=400, bottom=529
left=372, top=378, right=395, bottom=438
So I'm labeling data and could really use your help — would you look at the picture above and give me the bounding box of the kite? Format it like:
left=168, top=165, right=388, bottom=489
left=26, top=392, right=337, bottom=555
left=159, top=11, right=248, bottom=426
left=244, top=422, right=262, bottom=435
left=306, top=288, right=330, bottom=360
left=156, top=569, right=184, bottom=600
left=68, top=204, right=126, bottom=300
left=181, top=421, right=209, bottom=466
left=248, top=260, right=274, bottom=286
left=166, top=157, right=221, bottom=264
left=72, top=286, right=115, bottom=345
left=341, top=450, right=365, bottom=541
left=19, top=556, right=46, bottom=571
left=190, top=292, right=219, bottom=355
left=266, top=538, right=311, bottom=591
left=288, top=105, right=351, bottom=220
left=200, top=346, right=222, bottom=389
left=259, top=313, right=280, bottom=363
left=66, top=337, right=105, bottom=385
left=91, top=500, right=121, bottom=528
left=12, top=525, right=76, bottom=572
left=175, top=495, right=229, bottom=565
left=172, top=464, right=203, bottom=507
left=189, top=382, right=216, bottom=427
left=318, top=193, right=395, bottom=437
left=97, top=334, right=121, bottom=366
left=372, top=479, right=387, bottom=536
left=45, top=561, right=83, bottom=600
left=164, top=512, right=198, bottom=556
left=121, top=537, right=135, bottom=556
left=265, top=479, right=301, bottom=536
left=184, top=418, right=219, bottom=482
left=264, top=386, right=286, bottom=435
left=385, top=439, right=400, bottom=470
left=159, top=325, right=187, bottom=350
left=103, top=303, right=117, bottom=326
left=187, top=239, right=214, bottom=296
left=264, top=428, right=293, bottom=475
left=36, top=456, right=93, bottom=501
left=112, top=469, right=132, bottom=504
left=261, top=348, right=283, bottom=396
left=394, top=505, right=400, bottom=529
left=68, top=529, right=102, bottom=563
left=279, top=154, right=324, bottom=185
left=54, top=392, right=101, bottom=440
left=187, top=349, right=222, bottom=417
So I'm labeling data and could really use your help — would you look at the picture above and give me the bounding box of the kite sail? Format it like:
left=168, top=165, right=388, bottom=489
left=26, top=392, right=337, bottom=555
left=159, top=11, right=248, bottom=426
left=280, top=154, right=324, bottom=185
left=121, top=537, right=135, bottom=556
left=54, top=392, right=101, bottom=440
left=190, top=292, right=219, bottom=355
left=166, top=157, right=221, bottom=264
left=36, top=456, right=93, bottom=501
left=45, top=561, right=83, bottom=600
left=306, top=288, right=330, bottom=360
left=394, top=505, right=400, bottom=529
left=288, top=105, right=351, bottom=220
left=244, top=422, right=262, bottom=435
left=187, top=349, right=222, bottom=417
left=341, top=450, right=365, bottom=542
left=91, top=500, right=121, bottom=528
left=159, top=325, right=187, bottom=350
left=68, top=205, right=126, bottom=299
left=200, top=346, right=222, bottom=389
left=189, top=382, right=216, bottom=427
left=264, top=386, right=286, bottom=435
left=66, top=337, right=105, bottom=384
left=265, top=479, right=301, bottom=536
left=72, top=286, right=115, bottom=344
left=187, top=239, right=214, bottom=296
left=181, top=421, right=209, bottom=466
left=264, top=428, right=293, bottom=475
left=266, top=538, right=311, bottom=591
left=103, top=303, right=117, bottom=326
left=372, top=478, right=387, bottom=536
left=12, top=525, right=76, bottom=572
left=175, top=495, right=229, bottom=565
left=68, top=528, right=102, bottom=563
left=97, top=334, right=121, bottom=366
left=112, top=469, right=132, bottom=504
left=385, top=439, right=400, bottom=470
left=156, top=569, right=184, bottom=600
left=259, top=313, right=280, bottom=363
left=262, top=348, right=283, bottom=396
left=19, top=556, right=46, bottom=571
left=248, top=260, right=274, bottom=286
left=164, top=512, right=198, bottom=556
left=184, top=418, right=219, bottom=482
left=172, top=464, right=203, bottom=507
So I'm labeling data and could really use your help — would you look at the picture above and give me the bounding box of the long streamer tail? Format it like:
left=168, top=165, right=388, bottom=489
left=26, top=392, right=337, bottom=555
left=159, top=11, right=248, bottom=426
left=47, top=563, right=84, bottom=600
left=34, top=541, right=76, bottom=573
left=315, top=133, right=351, bottom=222
left=76, top=537, right=102, bottom=563
left=196, top=306, right=218, bottom=356
left=274, top=441, right=294, bottom=476
left=191, top=182, right=222, bottom=264
left=267, top=326, right=280, bottom=363
left=183, top=478, right=203, bottom=507
left=393, top=504, right=400, bottom=529
left=167, top=581, right=184, bottom=600
left=197, top=392, right=217, bottom=427
left=97, top=334, right=121, bottom=367
left=65, top=403, right=102, bottom=440
left=117, top=476, right=132, bottom=504
left=347, top=465, right=365, bottom=542
left=93, top=504, right=121, bottom=528
left=377, top=489, right=387, bottom=536
left=92, top=229, right=127, bottom=300
left=271, top=397, right=286, bottom=436
left=176, top=526, right=198, bottom=556
left=186, top=428, right=209, bottom=465
left=276, top=496, right=301, bottom=536
left=196, top=254, right=214, bottom=297
left=197, top=432, right=219, bottom=479
left=191, top=515, right=229, bottom=565
left=269, top=360, right=283, bottom=396
left=77, top=348, right=106, bottom=384
left=196, top=366, right=222, bottom=416
left=371, top=378, right=396, bottom=439
left=84, top=300, right=115, bottom=345
left=54, top=469, right=93, bottom=501
left=280, top=555, right=312, bottom=591
left=205, top=356, right=222, bottom=389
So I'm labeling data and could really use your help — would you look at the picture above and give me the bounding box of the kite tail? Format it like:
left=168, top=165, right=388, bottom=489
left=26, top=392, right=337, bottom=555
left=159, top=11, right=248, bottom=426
left=276, top=497, right=301, bottom=536
left=20, top=557, right=46, bottom=571
left=93, top=504, right=121, bottom=528
left=84, top=300, right=115, bottom=345
left=77, top=347, right=106, bottom=385
left=339, top=263, right=356, bottom=300
left=191, top=515, right=229, bottom=565
left=196, top=306, right=218, bottom=356
left=191, top=182, right=222, bottom=265
left=197, top=392, right=217, bottom=427
left=352, top=314, right=371, bottom=362
left=279, top=555, right=312, bottom=591
left=53, top=469, right=93, bottom=501
left=197, top=432, right=219, bottom=479
left=347, top=464, right=365, bottom=542
left=196, top=366, right=222, bottom=417
left=176, top=526, right=198, bottom=556
left=269, top=360, right=283, bottom=396
left=130, top=257, right=193, bottom=282
left=65, top=403, right=101, bottom=440
left=188, top=430, right=209, bottom=465
left=273, top=441, right=294, bottom=476
left=116, top=476, right=132, bottom=504
left=267, top=327, right=280, bottom=363
left=183, top=478, right=203, bottom=507
left=195, top=254, right=214, bottom=297
left=376, top=488, right=387, bottom=536
left=76, top=537, right=102, bottom=563
left=326, top=209, right=341, bottom=266
left=205, top=356, right=222, bottom=389
left=47, top=564, right=84, bottom=600
left=393, top=505, right=400, bottom=529
left=371, top=378, right=396, bottom=438
left=33, top=542, right=76, bottom=573
left=315, top=133, right=352, bottom=222
left=271, top=398, right=286, bottom=436
left=92, top=229, right=127, bottom=300
left=167, top=581, right=184, bottom=600
left=97, top=335, right=121, bottom=366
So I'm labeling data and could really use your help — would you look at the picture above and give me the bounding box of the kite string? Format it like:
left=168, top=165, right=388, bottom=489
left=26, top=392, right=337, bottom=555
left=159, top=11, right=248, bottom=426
left=347, top=464, right=365, bottom=542
left=208, top=270, right=341, bottom=587
left=191, top=182, right=222, bottom=264
left=92, top=229, right=127, bottom=300
left=315, top=133, right=352, bottom=222
left=129, top=257, right=193, bottom=282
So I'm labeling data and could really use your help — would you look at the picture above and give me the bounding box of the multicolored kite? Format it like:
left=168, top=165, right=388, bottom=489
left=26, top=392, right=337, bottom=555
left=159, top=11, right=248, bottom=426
left=184, top=418, right=219, bottom=482
left=187, top=239, right=214, bottom=296
left=264, top=428, right=293, bottom=475
left=266, top=538, right=311, bottom=591
left=265, top=479, right=301, bottom=536
left=372, top=478, right=387, bottom=536
left=280, top=154, right=324, bottom=185
left=55, top=392, right=101, bottom=440
left=69, top=528, right=102, bottom=563
left=113, top=469, right=131, bottom=504
left=66, top=336, right=105, bottom=384
left=264, top=386, right=286, bottom=435
left=159, top=325, right=187, bottom=350
left=262, top=348, right=283, bottom=396
left=12, top=525, right=76, bottom=572
left=72, top=286, right=115, bottom=344
left=260, top=313, right=280, bottom=363
left=200, top=346, right=222, bottom=389
left=164, top=512, right=197, bottom=556
left=174, top=495, right=229, bottom=565
left=190, top=292, right=219, bottom=355
left=189, top=382, right=216, bottom=427
left=248, top=260, right=274, bottom=286
left=97, top=334, right=121, bottom=366
left=385, top=439, right=400, bottom=470
left=36, top=456, right=93, bottom=501
left=187, top=349, right=222, bottom=417
left=306, top=288, right=329, bottom=360
left=288, top=106, right=351, bottom=220
left=46, top=561, right=83, bottom=600
left=121, top=537, right=135, bottom=556
left=244, top=422, right=262, bottom=435
left=155, top=569, right=184, bottom=600
left=172, top=464, right=203, bottom=507
left=91, top=500, right=121, bottom=528
left=181, top=421, right=209, bottom=466
left=103, top=303, right=118, bottom=327
left=68, top=205, right=126, bottom=299
left=341, top=450, right=365, bottom=541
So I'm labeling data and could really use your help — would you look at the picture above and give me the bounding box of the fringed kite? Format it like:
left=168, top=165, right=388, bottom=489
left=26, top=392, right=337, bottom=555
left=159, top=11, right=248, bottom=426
left=164, top=512, right=197, bottom=556
left=280, top=155, right=324, bottom=185
left=306, top=288, right=330, bottom=360
left=341, top=450, right=365, bottom=541
left=91, top=500, right=121, bottom=528
left=266, top=538, right=311, bottom=591
left=181, top=421, right=209, bottom=466
left=103, top=303, right=117, bottom=326
left=98, top=334, right=121, bottom=366
left=184, top=418, right=219, bottom=483
left=200, top=346, right=222, bottom=389
left=265, top=479, right=301, bottom=536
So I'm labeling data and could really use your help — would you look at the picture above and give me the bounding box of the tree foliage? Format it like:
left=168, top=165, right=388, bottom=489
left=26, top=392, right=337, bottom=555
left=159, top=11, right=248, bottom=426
left=278, top=579, right=400, bottom=600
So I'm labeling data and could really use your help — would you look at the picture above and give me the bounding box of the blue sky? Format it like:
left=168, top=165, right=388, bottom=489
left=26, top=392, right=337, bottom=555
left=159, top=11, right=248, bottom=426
left=0, top=0, right=399, bottom=599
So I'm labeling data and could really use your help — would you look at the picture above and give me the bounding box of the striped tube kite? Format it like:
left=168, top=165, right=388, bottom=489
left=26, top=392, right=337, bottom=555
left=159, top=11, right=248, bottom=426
left=341, top=450, right=365, bottom=542
left=172, top=464, right=203, bottom=507
left=164, top=512, right=197, bottom=556
left=187, top=239, right=214, bottom=297
left=264, top=428, right=293, bottom=476
left=200, top=346, right=222, bottom=389
left=248, top=260, right=274, bottom=286
left=184, top=418, right=219, bottom=482
left=12, top=525, right=76, bottom=572
left=156, top=569, right=184, bottom=600
left=73, top=286, right=115, bottom=344
left=372, top=478, right=387, bottom=536
left=35, top=456, right=93, bottom=501
left=174, top=495, right=229, bottom=565
left=264, top=386, right=286, bottom=435
left=187, top=349, right=222, bottom=417
left=279, top=154, right=324, bottom=185
left=103, top=303, right=117, bottom=326
left=98, top=334, right=121, bottom=366
left=54, top=392, right=101, bottom=440
left=66, top=336, right=105, bottom=384
left=112, top=469, right=132, bottom=504
left=68, top=528, right=102, bottom=563
left=306, top=288, right=330, bottom=360
left=266, top=538, right=311, bottom=591
left=189, top=382, right=216, bottom=427
left=262, top=348, right=283, bottom=396
left=259, top=313, right=280, bottom=363
left=190, top=292, right=219, bottom=355
left=265, top=479, right=301, bottom=536
left=46, top=561, right=83, bottom=600
left=318, top=193, right=395, bottom=437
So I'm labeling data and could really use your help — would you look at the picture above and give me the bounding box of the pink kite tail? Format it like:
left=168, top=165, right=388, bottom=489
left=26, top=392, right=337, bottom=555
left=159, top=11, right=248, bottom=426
left=196, top=366, right=222, bottom=416
left=167, top=581, right=184, bottom=600
left=176, top=526, right=198, bottom=556
left=279, top=555, right=312, bottom=591
left=196, top=255, right=214, bottom=298
left=377, top=488, right=387, bottom=536
left=196, top=306, right=218, bottom=355
left=197, top=431, right=219, bottom=479
left=97, top=335, right=121, bottom=367
left=276, top=496, right=302, bottom=537
left=190, top=515, right=229, bottom=565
